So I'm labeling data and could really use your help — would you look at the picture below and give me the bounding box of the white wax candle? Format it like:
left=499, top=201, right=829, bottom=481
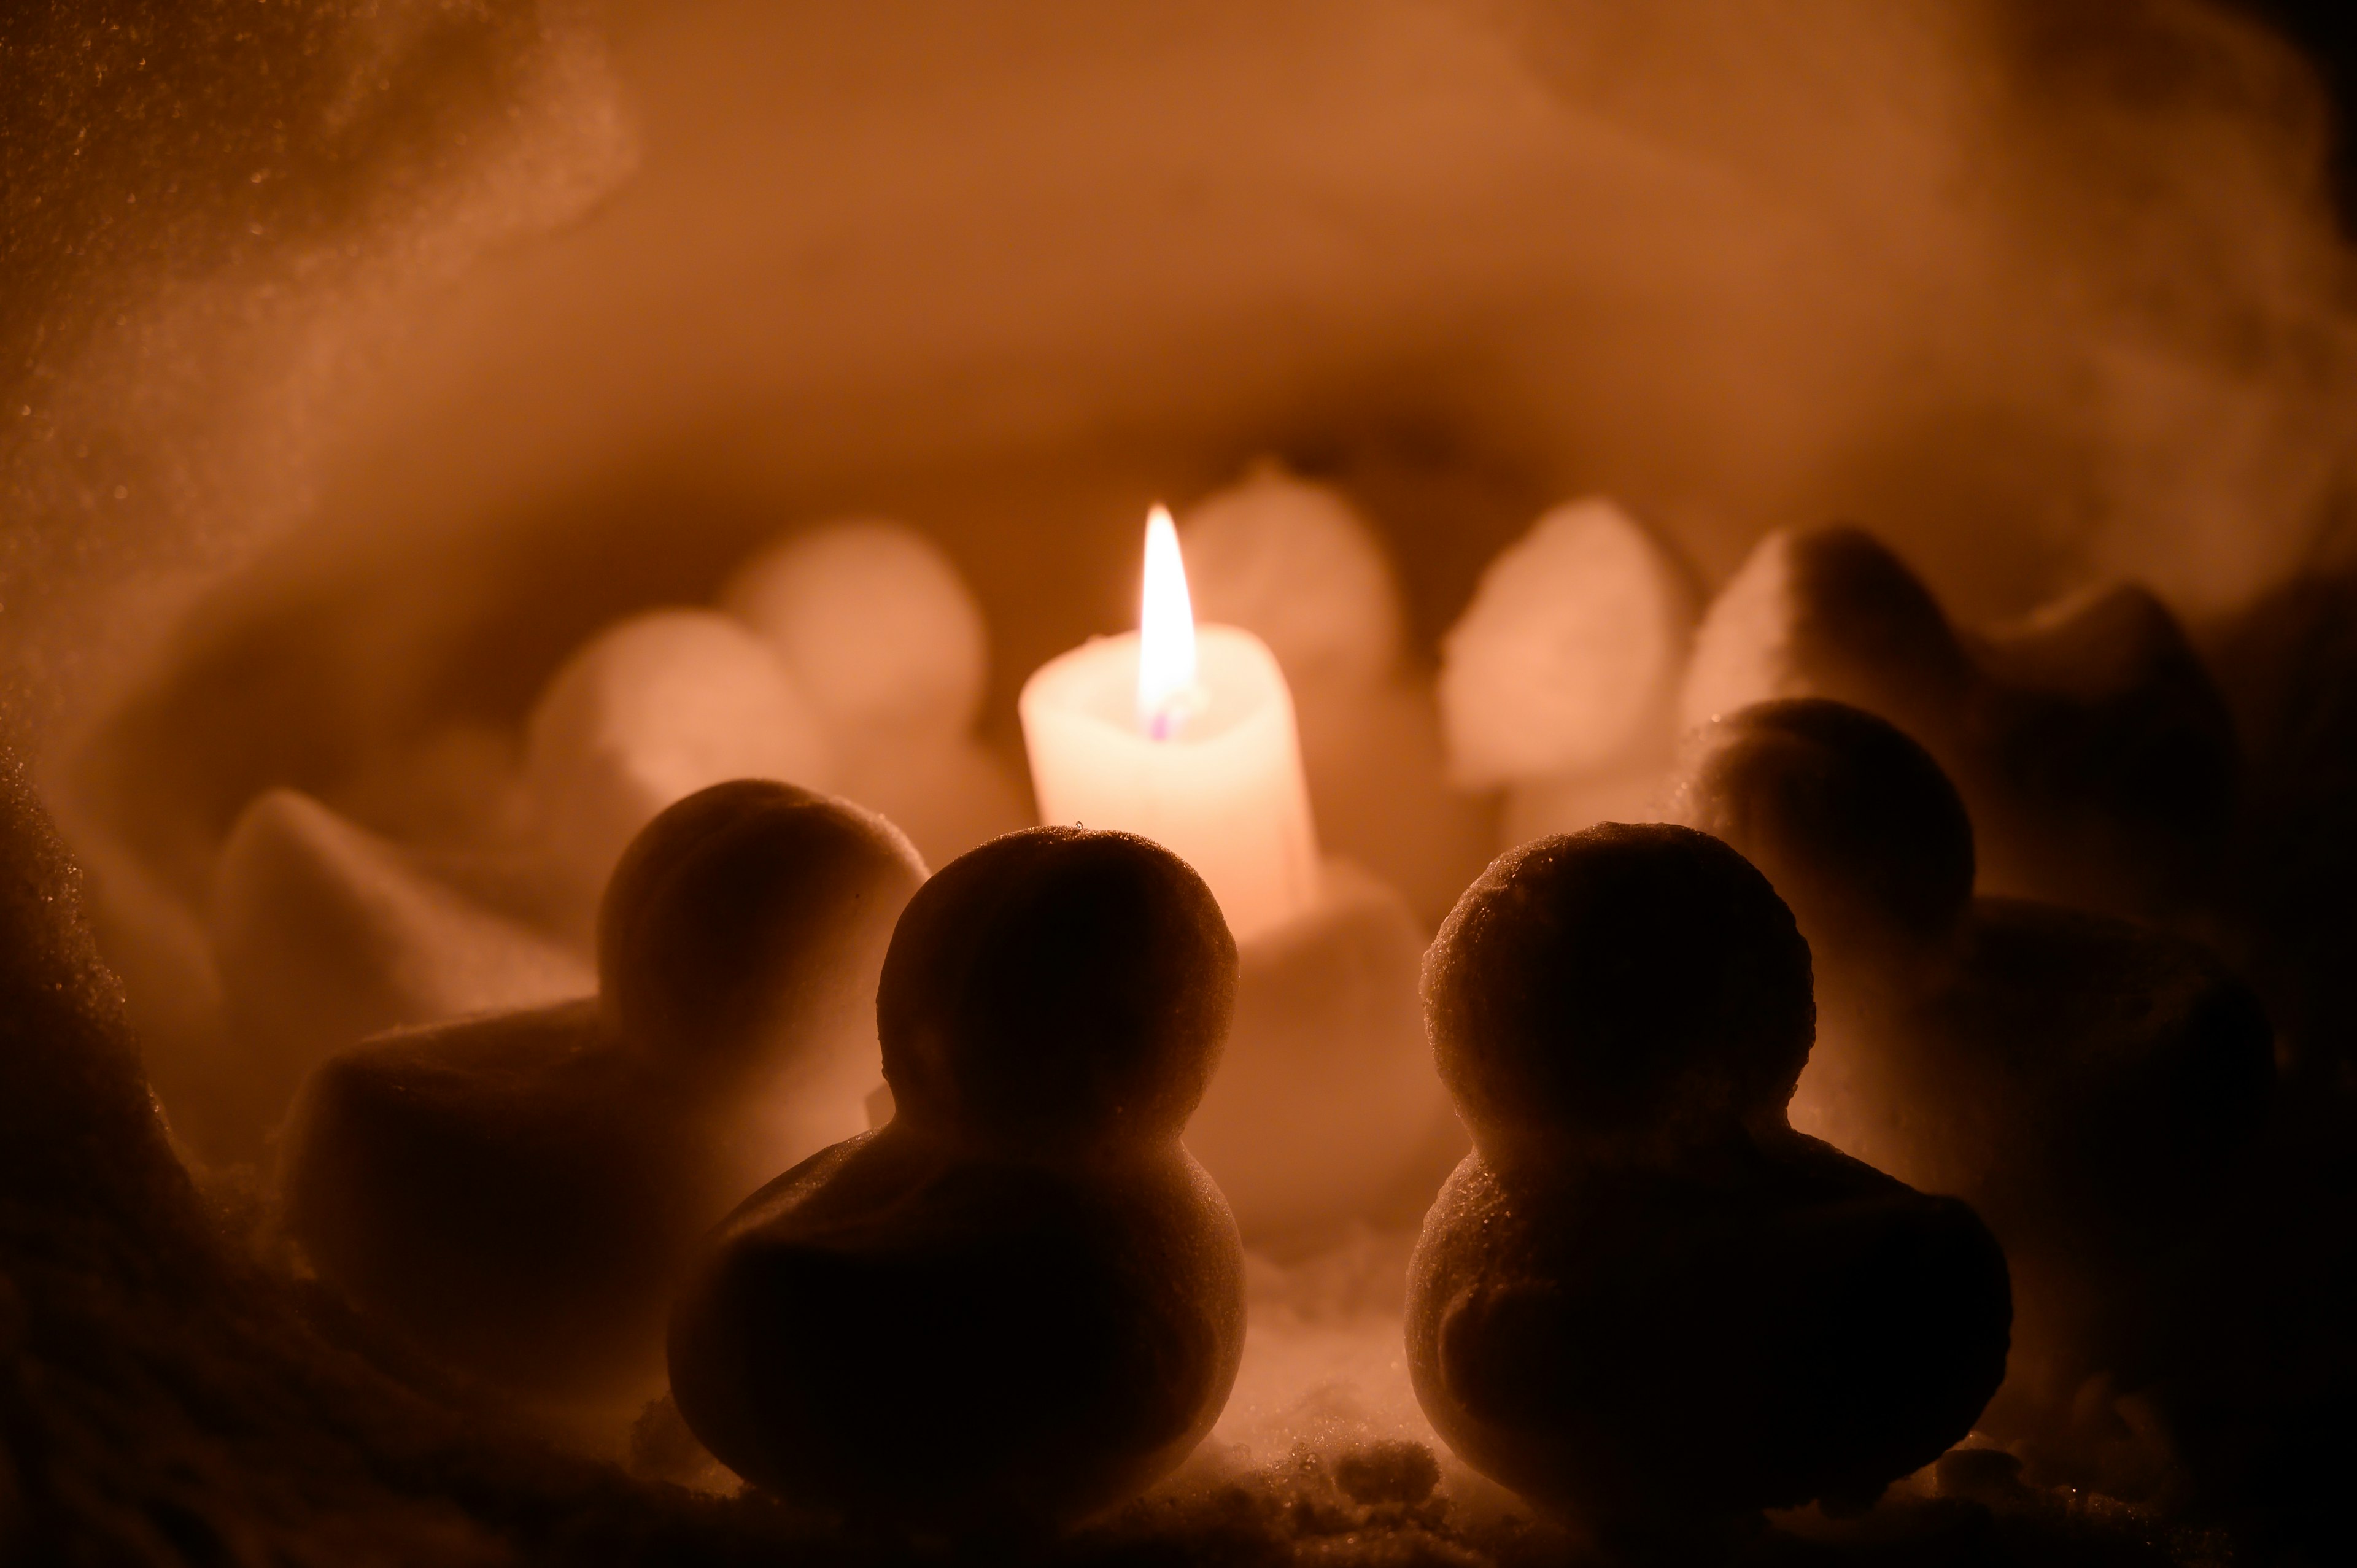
left=1020, top=512, right=1320, bottom=943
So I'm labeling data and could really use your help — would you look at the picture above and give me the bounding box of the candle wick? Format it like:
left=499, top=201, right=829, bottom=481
left=1141, top=679, right=1205, bottom=741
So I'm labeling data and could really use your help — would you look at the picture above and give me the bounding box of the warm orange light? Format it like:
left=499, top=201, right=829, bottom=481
left=1136, top=504, right=1200, bottom=738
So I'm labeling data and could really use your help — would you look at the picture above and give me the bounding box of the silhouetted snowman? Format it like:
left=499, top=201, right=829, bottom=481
left=668, top=826, right=1247, bottom=1534
left=1407, top=822, right=2011, bottom=1556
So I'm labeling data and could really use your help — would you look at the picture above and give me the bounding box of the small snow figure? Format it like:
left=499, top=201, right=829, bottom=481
left=1674, top=698, right=2273, bottom=1454
left=1679, top=525, right=2236, bottom=921
left=282, top=781, right=923, bottom=1407
left=1406, top=824, right=2010, bottom=1553
left=667, top=827, right=1247, bottom=1533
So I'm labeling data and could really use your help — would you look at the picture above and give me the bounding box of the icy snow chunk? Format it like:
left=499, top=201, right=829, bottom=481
left=209, top=789, right=593, bottom=1151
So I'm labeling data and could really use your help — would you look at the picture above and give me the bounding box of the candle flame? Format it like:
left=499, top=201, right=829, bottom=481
left=1137, top=504, right=1199, bottom=738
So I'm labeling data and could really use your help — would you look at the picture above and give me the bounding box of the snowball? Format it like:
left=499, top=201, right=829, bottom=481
left=1180, top=464, right=1406, bottom=688
left=522, top=609, right=833, bottom=898
left=1439, top=500, right=1695, bottom=788
left=1673, top=698, right=1976, bottom=962
left=1427, top=822, right=1815, bottom=1152
left=599, top=779, right=923, bottom=1106
left=722, top=519, right=989, bottom=738
left=877, top=827, right=1234, bottom=1148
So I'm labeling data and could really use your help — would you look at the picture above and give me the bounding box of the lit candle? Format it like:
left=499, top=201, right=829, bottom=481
left=1020, top=506, right=1320, bottom=942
